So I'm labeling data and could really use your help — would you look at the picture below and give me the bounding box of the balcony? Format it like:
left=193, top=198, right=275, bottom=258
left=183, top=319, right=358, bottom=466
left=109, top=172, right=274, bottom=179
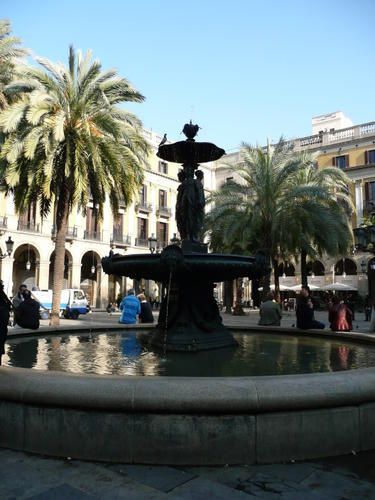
left=135, top=202, right=153, bottom=213
left=156, top=206, right=172, bottom=218
left=17, top=221, right=40, bottom=233
left=51, top=225, right=78, bottom=242
left=135, top=237, right=148, bottom=247
left=111, top=232, right=131, bottom=247
left=84, top=230, right=102, bottom=241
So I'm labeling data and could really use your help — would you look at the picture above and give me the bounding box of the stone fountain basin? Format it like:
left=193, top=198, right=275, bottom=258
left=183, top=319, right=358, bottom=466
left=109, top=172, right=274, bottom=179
left=1, top=327, right=375, bottom=465
left=101, top=252, right=261, bottom=282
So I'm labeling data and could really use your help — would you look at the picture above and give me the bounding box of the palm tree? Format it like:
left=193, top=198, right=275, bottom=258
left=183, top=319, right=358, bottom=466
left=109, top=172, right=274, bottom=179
left=0, top=46, right=150, bottom=325
left=0, top=19, right=27, bottom=109
left=205, top=140, right=354, bottom=300
left=280, top=162, right=354, bottom=286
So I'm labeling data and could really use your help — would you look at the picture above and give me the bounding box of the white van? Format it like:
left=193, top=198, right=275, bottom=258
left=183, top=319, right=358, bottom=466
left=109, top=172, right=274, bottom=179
left=32, top=289, right=89, bottom=319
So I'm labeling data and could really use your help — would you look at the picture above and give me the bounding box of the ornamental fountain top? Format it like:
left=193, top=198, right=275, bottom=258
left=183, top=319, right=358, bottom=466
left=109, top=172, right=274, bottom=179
left=102, top=122, right=268, bottom=351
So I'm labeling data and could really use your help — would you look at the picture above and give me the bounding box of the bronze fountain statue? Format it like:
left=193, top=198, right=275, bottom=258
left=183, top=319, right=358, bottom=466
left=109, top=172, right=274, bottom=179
left=102, top=122, right=267, bottom=351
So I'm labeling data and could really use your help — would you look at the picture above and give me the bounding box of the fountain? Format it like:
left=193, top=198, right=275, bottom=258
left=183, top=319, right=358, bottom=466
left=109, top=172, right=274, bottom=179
left=102, top=122, right=268, bottom=351
left=2, top=124, right=375, bottom=466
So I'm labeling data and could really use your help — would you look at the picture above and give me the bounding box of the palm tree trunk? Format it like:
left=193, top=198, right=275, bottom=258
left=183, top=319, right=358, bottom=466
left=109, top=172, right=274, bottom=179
left=50, top=201, right=69, bottom=326
left=301, top=249, right=308, bottom=287
left=273, top=259, right=280, bottom=302
left=232, top=277, right=245, bottom=315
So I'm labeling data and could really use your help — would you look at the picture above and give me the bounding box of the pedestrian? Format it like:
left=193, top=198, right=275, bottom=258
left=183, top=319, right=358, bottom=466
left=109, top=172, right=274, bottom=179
left=16, top=289, right=40, bottom=330
left=119, top=289, right=140, bottom=325
left=258, top=292, right=282, bottom=326
left=369, top=300, right=375, bottom=332
left=137, top=293, right=154, bottom=323
left=328, top=296, right=353, bottom=332
left=365, top=295, right=372, bottom=321
left=0, top=280, right=12, bottom=366
left=106, top=302, right=115, bottom=315
left=12, top=283, right=27, bottom=326
left=296, top=285, right=325, bottom=329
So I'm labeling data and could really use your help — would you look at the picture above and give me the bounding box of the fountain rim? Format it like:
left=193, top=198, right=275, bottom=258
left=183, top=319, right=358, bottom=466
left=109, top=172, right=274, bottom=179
left=2, top=325, right=375, bottom=413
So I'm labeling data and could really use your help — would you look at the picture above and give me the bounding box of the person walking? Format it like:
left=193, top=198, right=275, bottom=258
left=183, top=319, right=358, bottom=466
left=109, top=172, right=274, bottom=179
left=119, top=289, right=141, bottom=325
left=328, top=296, right=353, bottom=332
left=137, top=293, right=154, bottom=323
left=16, top=290, right=40, bottom=330
left=258, top=292, right=282, bottom=326
left=0, top=280, right=12, bottom=366
left=296, top=286, right=325, bottom=329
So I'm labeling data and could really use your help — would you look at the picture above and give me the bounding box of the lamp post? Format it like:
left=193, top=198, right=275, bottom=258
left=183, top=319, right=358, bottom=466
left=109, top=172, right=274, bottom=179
left=170, top=233, right=180, bottom=246
left=0, top=236, right=14, bottom=259
left=148, top=234, right=158, bottom=254
left=353, top=226, right=375, bottom=298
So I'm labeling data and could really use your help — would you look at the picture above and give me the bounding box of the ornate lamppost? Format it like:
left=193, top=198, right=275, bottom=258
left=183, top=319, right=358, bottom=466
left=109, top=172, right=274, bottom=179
left=0, top=236, right=14, bottom=259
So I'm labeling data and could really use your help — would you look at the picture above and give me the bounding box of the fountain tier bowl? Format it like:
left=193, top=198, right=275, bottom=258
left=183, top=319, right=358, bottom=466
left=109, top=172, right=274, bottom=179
left=1, top=327, right=375, bottom=464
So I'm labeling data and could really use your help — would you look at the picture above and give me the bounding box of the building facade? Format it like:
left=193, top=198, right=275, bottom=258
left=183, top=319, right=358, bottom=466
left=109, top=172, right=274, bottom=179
left=215, top=112, right=375, bottom=299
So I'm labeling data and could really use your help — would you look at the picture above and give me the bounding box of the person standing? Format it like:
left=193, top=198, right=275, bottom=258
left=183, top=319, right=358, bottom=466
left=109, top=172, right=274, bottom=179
left=119, top=289, right=141, bottom=325
left=258, top=292, right=282, bottom=326
left=329, top=296, right=353, bottom=332
left=137, top=293, right=154, bottom=323
left=12, top=283, right=27, bottom=325
left=16, top=290, right=40, bottom=330
left=0, top=280, right=12, bottom=365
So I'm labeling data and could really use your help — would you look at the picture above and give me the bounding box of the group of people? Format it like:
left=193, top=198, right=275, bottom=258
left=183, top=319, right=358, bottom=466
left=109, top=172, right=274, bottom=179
left=258, top=285, right=354, bottom=332
left=118, top=289, right=154, bottom=325
left=0, top=282, right=40, bottom=365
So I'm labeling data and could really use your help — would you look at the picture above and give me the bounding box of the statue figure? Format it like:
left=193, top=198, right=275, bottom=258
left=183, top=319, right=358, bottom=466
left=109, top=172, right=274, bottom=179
left=176, top=168, right=205, bottom=242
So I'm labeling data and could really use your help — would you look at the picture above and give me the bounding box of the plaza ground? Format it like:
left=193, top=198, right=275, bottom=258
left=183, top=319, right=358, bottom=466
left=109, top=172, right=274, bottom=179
left=1, top=309, right=375, bottom=498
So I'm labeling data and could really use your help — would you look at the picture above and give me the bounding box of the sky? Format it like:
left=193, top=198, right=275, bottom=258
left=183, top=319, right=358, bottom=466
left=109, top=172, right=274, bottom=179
left=2, top=0, right=375, bottom=152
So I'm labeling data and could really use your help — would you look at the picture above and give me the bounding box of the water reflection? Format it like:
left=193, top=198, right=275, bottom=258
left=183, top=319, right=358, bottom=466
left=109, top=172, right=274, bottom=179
left=4, top=332, right=375, bottom=377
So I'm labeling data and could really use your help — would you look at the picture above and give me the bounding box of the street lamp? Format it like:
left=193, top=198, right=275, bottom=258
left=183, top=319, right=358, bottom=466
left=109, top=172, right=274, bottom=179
left=0, top=236, right=14, bottom=259
left=170, top=233, right=180, bottom=246
left=148, top=233, right=158, bottom=254
left=91, top=252, right=96, bottom=275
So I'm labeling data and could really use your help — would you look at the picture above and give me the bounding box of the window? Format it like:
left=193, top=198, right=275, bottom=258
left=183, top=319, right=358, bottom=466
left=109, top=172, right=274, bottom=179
left=365, top=150, right=375, bottom=164
left=139, top=185, right=147, bottom=204
left=157, top=221, right=168, bottom=245
left=137, top=218, right=148, bottom=240
left=158, top=161, right=168, bottom=174
left=159, top=189, right=167, bottom=208
left=112, top=214, right=123, bottom=239
left=332, top=155, right=349, bottom=169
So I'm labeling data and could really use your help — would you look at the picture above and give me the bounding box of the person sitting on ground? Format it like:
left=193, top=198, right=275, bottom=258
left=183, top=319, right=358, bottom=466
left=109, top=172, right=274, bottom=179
left=119, top=289, right=141, bottom=325
left=328, top=296, right=353, bottom=332
left=258, top=292, right=282, bottom=326
left=16, top=289, right=40, bottom=330
left=296, top=286, right=325, bottom=330
left=137, top=293, right=154, bottom=323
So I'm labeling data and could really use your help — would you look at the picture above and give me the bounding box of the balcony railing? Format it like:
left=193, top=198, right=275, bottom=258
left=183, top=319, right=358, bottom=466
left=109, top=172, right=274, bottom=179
left=84, top=230, right=102, bottom=241
left=135, top=202, right=153, bottom=213
left=111, top=233, right=131, bottom=246
left=51, top=225, right=78, bottom=241
left=156, top=206, right=172, bottom=218
left=135, top=237, right=148, bottom=247
left=293, top=121, right=375, bottom=151
left=17, top=221, right=40, bottom=233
